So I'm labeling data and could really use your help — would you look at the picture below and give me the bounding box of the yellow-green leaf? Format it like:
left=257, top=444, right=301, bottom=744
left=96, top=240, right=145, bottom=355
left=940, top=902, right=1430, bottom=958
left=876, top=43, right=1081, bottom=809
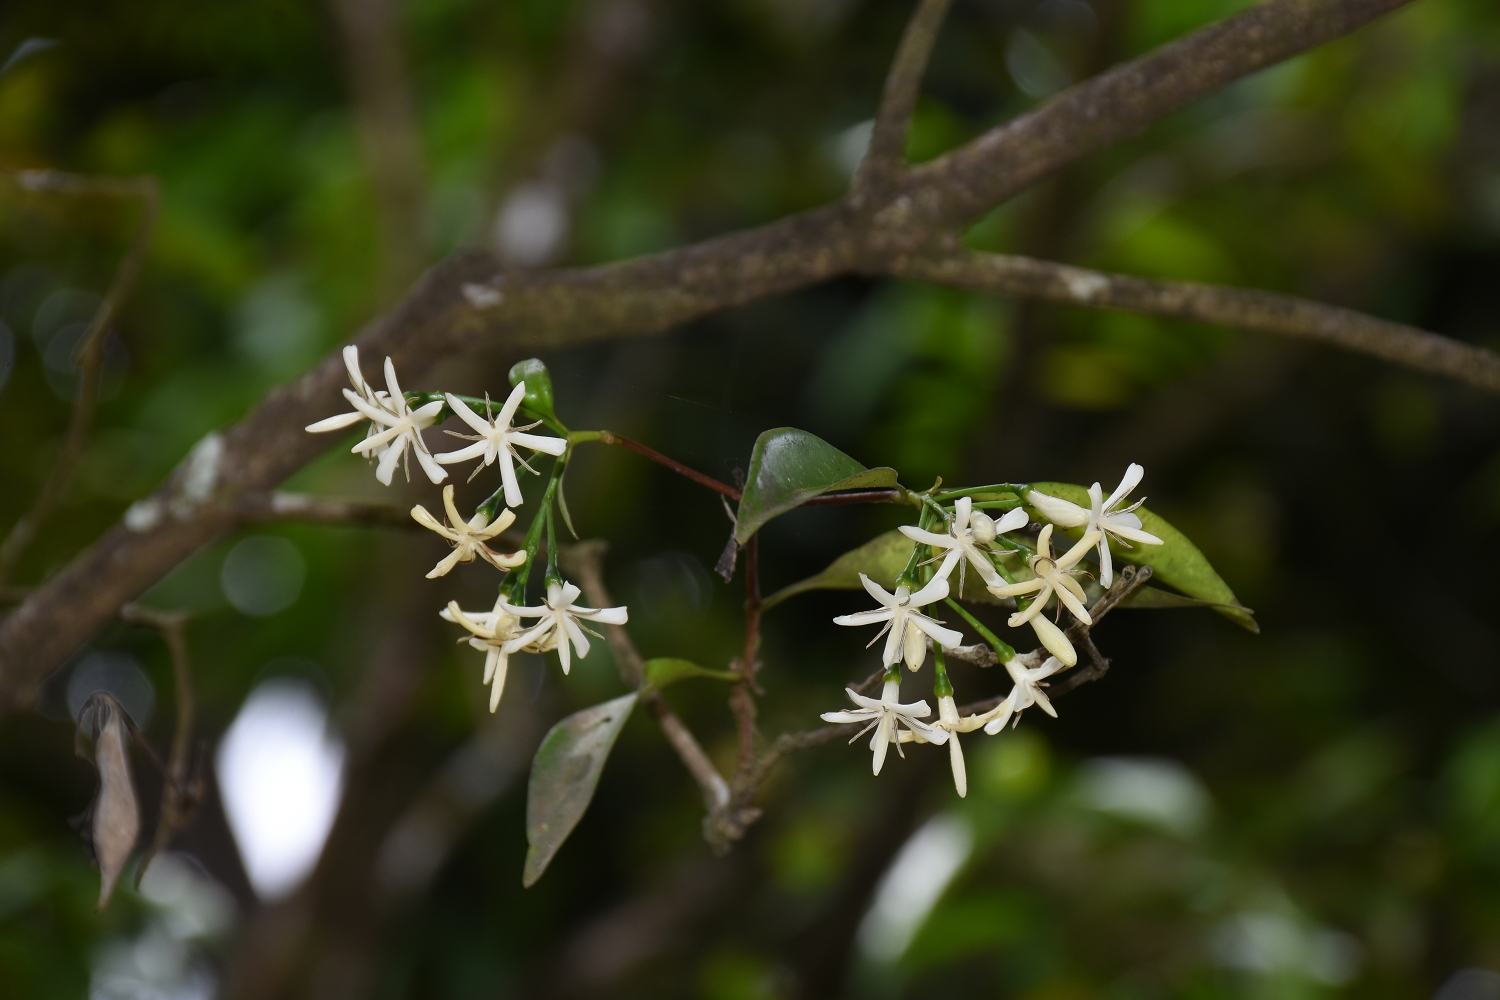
left=1026, top=482, right=1256, bottom=632
left=761, top=529, right=1011, bottom=610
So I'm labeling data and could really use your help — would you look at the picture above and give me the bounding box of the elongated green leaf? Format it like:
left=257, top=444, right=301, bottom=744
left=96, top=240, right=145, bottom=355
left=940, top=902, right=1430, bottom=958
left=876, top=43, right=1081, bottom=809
left=761, top=529, right=1012, bottom=610
left=1026, top=482, right=1257, bottom=632
left=642, top=658, right=739, bottom=691
left=734, top=428, right=898, bottom=544
left=523, top=692, right=637, bottom=887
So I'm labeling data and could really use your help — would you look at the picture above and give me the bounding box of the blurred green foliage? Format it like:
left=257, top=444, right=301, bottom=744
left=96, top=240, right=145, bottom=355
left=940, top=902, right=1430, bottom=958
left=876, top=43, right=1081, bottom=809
left=1, top=0, right=1500, bottom=997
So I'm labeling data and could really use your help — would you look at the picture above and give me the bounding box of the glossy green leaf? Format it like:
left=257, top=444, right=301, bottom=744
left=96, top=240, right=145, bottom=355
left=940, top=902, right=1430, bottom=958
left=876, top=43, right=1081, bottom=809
left=734, top=428, right=899, bottom=544
left=761, top=529, right=1010, bottom=610
left=1026, top=482, right=1257, bottom=632
left=641, top=658, right=739, bottom=691
left=509, top=357, right=558, bottom=424
left=523, top=692, right=637, bottom=887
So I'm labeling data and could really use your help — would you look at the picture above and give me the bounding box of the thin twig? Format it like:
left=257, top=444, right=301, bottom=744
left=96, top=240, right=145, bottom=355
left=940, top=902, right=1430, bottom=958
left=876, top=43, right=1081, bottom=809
left=118, top=604, right=204, bottom=883
left=854, top=0, right=954, bottom=197
left=892, top=250, right=1500, bottom=394
left=599, top=431, right=741, bottom=499
left=559, top=542, right=731, bottom=812
left=234, top=491, right=424, bottom=530
left=0, top=171, right=159, bottom=586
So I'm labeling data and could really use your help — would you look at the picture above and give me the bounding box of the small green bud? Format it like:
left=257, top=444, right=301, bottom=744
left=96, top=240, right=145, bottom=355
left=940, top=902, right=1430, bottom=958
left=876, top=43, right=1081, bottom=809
left=508, top=358, right=557, bottom=423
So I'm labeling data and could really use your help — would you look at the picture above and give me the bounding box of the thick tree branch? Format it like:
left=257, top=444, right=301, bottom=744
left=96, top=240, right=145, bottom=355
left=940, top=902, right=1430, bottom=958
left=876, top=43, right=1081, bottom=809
left=889, top=0, right=1415, bottom=235
left=853, top=0, right=954, bottom=197
left=891, top=250, right=1500, bottom=393
left=0, top=0, right=1417, bottom=712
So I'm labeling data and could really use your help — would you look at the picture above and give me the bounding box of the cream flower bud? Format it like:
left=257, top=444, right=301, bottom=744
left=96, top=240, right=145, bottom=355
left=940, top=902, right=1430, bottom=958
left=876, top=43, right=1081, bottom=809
left=969, top=510, right=997, bottom=544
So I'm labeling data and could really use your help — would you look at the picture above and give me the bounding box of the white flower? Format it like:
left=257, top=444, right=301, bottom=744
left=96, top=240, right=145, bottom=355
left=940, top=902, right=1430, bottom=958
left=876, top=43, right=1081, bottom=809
left=435, top=383, right=568, bottom=507
left=410, top=485, right=527, bottom=579
left=987, top=524, right=1100, bottom=666
left=1027, top=463, right=1163, bottom=588
left=833, top=553, right=962, bottom=671
left=501, top=580, right=629, bottom=675
left=929, top=693, right=993, bottom=797
left=820, top=676, right=948, bottom=776
left=306, top=348, right=447, bottom=485
left=899, top=496, right=1029, bottom=593
left=983, top=654, right=1066, bottom=734
left=443, top=596, right=524, bottom=712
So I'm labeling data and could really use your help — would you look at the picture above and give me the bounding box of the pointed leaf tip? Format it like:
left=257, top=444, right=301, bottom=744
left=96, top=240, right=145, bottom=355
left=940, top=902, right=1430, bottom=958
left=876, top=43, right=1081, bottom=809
left=92, top=705, right=139, bottom=910
left=523, top=692, right=637, bottom=886
left=734, top=428, right=898, bottom=544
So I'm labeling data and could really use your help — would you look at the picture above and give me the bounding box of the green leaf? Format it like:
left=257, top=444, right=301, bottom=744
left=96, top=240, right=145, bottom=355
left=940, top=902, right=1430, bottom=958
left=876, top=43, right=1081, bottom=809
left=641, top=658, right=739, bottom=691
left=761, top=529, right=1011, bottom=610
left=1120, top=586, right=1254, bottom=615
left=523, top=692, right=637, bottom=887
left=509, top=357, right=558, bottom=424
left=734, top=428, right=899, bottom=544
left=1026, top=482, right=1257, bottom=632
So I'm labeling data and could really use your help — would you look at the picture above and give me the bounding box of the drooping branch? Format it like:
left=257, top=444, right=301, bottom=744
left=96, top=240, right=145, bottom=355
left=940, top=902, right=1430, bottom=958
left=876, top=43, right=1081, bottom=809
left=853, top=0, right=955, bottom=197
left=0, top=0, right=1422, bottom=711
left=891, top=250, right=1500, bottom=393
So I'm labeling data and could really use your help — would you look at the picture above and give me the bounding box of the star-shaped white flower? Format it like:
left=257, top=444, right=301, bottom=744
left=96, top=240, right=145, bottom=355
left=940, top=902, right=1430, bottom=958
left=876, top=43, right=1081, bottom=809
left=1027, top=463, right=1163, bottom=588
left=820, top=676, right=948, bottom=776
left=983, top=654, right=1066, bottom=734
left=442, top=595, right=524, bottom=712
left=899, top=497, right=1029, bottom=594
left=987, top=524, right=1100, bottom=666
left=306, top=348, right=446, bottom=485
left=500, top=580, right=629, bottom=675
left=410, top=485, right=527, bottom=579
left=928, top=693, right=993, bottom=797
left=435, top=384, right=567, bottom=507
left=833, top=554, right=962, bottom=671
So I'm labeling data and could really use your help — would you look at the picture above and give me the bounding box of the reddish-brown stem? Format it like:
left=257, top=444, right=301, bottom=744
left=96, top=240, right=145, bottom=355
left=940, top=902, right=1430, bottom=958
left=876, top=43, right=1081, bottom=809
left=600, top=431, right=741, bottom=499
left=730, top=535, right=761, bottom=778
left=802, top=489, right=905, bottom=506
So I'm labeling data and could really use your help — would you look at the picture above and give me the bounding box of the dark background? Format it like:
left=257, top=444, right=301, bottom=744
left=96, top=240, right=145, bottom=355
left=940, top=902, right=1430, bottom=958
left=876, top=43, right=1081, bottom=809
left=1, top=0, right=1499, bottom=997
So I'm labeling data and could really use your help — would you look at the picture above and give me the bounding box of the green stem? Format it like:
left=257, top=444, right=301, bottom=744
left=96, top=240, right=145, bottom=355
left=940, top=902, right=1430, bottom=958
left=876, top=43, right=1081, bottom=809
left=933, top=483, right=1031, bottom=502
left=504, top=456, right=566, bottom=603
left=933, top=649, right=953, bottom=698
left=945, top=598, right=1014, bottom=662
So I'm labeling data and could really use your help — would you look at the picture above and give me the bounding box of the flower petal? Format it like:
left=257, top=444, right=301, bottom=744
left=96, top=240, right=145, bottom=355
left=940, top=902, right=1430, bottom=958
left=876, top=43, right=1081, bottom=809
left=1027, top=489, right=1088, bottom=527
left=306, top=410, right=366, bottom=433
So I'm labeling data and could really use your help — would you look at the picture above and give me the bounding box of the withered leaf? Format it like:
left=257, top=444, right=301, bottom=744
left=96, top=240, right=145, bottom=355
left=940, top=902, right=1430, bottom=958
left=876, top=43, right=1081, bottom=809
left=93, top=705, right=140, bottom=910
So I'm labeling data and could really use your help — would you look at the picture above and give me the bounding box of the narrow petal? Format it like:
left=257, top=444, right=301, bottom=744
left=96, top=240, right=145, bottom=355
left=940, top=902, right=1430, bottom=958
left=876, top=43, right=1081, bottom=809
left=434, top=440, right=490, bottom=465
left=1105, top=521, right=1163, bottom=546
left=488, top=653, right=509, bottom=713
left=509, top=431, right=568, bottom=456
left=409, top=505, right=455, bottom=539
left=833, top=609, right=894, bottom=627
left=1097, top=535, right=1114, bottom=589
left=375, top=439, right=404, bottom=485
left=427, top=547, right=466, bottom=579
left=1104, top=463, right=1145, bottom=512
left=858, top=573, right=899, bottom=608
left=881, top=617, right=904, bottom=667
left=910, top=617, right=964, bottom=649
left=907, top=562, right=955, bottom=606
left=440, top=486, right=463, bottom=528
left=983, top=697, right=1016, bottom=735
left=499, top=450, right=523, bottom=508
left=1056, top=529, right=1102, bottom=570
left=342, top=345, right=364, bottom=390
left=821, top=710, right=874, bottom=724
left=445, top=392, right=493, bottom=435
left=994, top=507, right=1030, bottom=534
left=382, top=356, right=404, bottom=401
left=583, top=606, right=629, bottom=625
left=989, top=578, right=1045, bottom=599
left=306, top=411, right=366, bottom=433
left=953, top=496, right=972, bottom=530
left=496, top=381, right=527, bottom=429
left=1034, top=687, right=1058, bottom=718
left=1007, top=587, right=1052, bottom=626
left=964, top=548, right=1002, bottom=586
left=897, top=526, right=954, bottom=548
left=562, top=616, right=591, bottom=659
left=1054, top=583, right=1092, bottom=626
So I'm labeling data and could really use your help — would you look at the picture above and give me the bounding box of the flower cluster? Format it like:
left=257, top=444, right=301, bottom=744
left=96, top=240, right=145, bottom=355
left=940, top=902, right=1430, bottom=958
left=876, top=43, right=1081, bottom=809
left=307, top=348, right=626, bottom=712
left=822, top=477, right=1161, bottom=797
